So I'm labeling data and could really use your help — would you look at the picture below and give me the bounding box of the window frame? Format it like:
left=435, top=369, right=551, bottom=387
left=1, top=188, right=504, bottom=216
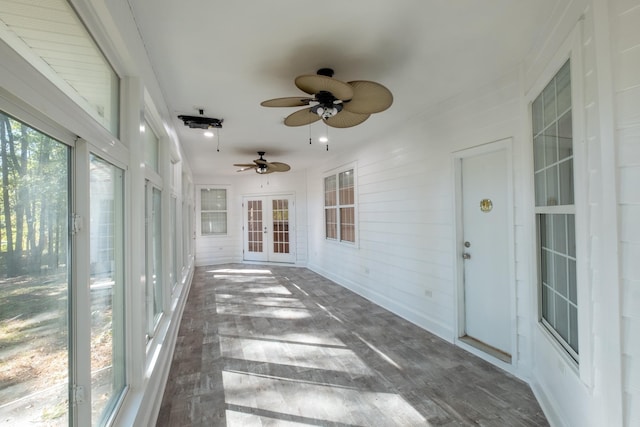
left=323, top=164, right=358, bottom=245
left=198, top=186, right=229, bottom=236
left=526, top=25, right=592, bottom=384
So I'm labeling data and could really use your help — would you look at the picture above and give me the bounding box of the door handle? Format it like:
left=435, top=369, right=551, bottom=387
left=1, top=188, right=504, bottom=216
left=263, top=226, right=268, bottom=234
left=463, top=253, right=471, bottom=260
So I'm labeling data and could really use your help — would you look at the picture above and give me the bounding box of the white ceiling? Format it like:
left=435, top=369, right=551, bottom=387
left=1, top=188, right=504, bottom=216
left=129, top=0, right=560, bottom=178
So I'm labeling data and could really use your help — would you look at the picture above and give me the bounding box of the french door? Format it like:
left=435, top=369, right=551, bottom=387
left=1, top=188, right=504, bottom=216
left=243, top=195, right=295, bottom=263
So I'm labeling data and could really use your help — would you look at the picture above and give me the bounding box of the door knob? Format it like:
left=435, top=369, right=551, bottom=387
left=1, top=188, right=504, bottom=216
left=463, top=253, right=471, bottom=260
left=263, top=226, right=268, bottom=234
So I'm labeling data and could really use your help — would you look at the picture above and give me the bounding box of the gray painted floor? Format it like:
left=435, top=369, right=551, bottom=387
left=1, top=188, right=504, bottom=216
left=157, top=264, right=548, bottom=426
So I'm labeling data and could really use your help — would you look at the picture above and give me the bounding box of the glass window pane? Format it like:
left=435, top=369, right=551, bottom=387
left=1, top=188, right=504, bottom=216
left=556, top=61, right=571, bottom=114
left=0, top=0, right=119, bottom=135
left=557, top=112, right=573, bottom=160
left=559, top=160, right=574, bottom=205
left=569, top=305, right=579, bottom=352
left=543, top=79, right=556, bottom=128
left=325, top=208, right=337, bottom=239
left=554, top=253, right=568, bottom=297
left=533, top=135, right=544, bottom=172
left=143, top=121, right=159, bottom=173
left=201, top=189, right=226, bottom=211
left=568, top=259, right=577, bottom=305
left=552, top=214, right=567, bottom=255
left=340, top=207, right=355, bottom=243
left=567, top=215, right=576, bottom=258
left=544, top=124, right=558, bottom=167
left=201, top=212, right=227, bottom=235
left=324, top=176, right=336, bottom=207
left=555, top=294, right=569, bottom=342
left=0, top=112, right=70, bottom=424
left=545, top=166, right=559, bottom=206
left=89, top=155, right=126, bottom=425
left=532, top=96, right=543, bottom=135
left=339, top=170, right=354, bottom=205
left=152, top=188, right=163, bottom=318
left=534, top=171, right=546, bottom=206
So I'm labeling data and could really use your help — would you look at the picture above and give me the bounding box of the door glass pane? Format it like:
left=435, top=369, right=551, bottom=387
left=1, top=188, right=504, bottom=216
left=247, top=200, right=263, bottom=252
left=272, top=199, right=289, bottom=254
left=89, top=155, right=125, bottom=425
left=0, top=112, right=70, bottom=425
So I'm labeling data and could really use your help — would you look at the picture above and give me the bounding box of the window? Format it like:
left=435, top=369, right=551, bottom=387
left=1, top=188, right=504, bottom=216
left=201, top=188, right=227, bottom=235
left=89, top=154, right=126, bottom=425
left=532, top=60, right=578, bottom=360
left=324, top=168, right=356, bottom=243
left=142, top=119, right=159, bottom=173
left=0, top=0, right=120, bottom=135
left=0, top=111, right=71, bottom=424
left=145, top=182, right=163, bottom=337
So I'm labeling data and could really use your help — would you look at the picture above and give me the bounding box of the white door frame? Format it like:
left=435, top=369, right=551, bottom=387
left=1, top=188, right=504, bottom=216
left=242, top=193, right=296, bottom=263
left=452, top=138, right=517, bottom=369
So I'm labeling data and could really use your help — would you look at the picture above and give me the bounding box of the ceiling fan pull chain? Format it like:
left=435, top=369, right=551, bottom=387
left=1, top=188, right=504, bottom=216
left=216, top=127, right=221, bottom=152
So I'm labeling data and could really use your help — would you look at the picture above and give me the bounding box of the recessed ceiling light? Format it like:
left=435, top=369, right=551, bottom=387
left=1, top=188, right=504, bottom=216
left=204, top=131, right=214, bottom=138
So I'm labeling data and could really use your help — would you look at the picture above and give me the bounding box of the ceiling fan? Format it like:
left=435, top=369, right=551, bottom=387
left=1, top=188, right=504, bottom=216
left=234, top=152, right=291, bottom=174
left=261, top=68, right=393, bottom=128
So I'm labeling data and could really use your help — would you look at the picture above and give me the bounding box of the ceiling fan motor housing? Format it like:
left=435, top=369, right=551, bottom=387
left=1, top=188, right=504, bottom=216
left=311, top=90, right=343, bottom=118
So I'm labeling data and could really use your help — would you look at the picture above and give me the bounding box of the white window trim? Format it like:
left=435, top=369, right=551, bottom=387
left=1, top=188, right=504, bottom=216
left=323, top=162, right=358, bottom=247
left=525, top=22, right=592, bottom=386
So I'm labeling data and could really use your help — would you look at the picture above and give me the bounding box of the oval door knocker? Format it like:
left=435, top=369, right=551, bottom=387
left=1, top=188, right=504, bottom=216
left=480, top=198, right=493, bottom=213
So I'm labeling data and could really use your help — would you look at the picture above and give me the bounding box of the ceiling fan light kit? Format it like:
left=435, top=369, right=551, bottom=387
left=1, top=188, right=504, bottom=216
left=261, top=68, right=393, bottom=128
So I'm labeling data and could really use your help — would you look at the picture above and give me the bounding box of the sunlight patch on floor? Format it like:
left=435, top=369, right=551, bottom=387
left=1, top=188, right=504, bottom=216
left=222, top=370, right=429, bottom=426
left=216, top=304, right=311, bottom=319
left=215, top=293, right=306, bottom=308
left=220, top=336, right=372, bottom=375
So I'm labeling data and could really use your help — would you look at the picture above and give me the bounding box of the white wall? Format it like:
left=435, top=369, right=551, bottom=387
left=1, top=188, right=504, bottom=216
left=307, top=69, right=526, bottom=354
left=609, top=0, right=640, bottom=425
left=194, top=170, right=308, bottom=266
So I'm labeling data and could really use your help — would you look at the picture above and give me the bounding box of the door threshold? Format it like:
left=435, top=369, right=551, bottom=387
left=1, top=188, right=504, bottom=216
left=459, top=335, right=511, bottom=364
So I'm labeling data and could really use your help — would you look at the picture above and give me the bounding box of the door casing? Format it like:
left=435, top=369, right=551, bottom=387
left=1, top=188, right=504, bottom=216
left=242, top=194, right=296, bottom=263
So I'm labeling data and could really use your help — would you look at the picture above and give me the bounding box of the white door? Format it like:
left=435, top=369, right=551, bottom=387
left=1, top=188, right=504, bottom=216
left=460, top=148, right=511, bottom=356
left=243, top=195, right=295, bottom=263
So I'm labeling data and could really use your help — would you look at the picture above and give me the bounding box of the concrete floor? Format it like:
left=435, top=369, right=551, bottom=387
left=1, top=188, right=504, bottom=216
left=156, top=264, right=548, bottom=426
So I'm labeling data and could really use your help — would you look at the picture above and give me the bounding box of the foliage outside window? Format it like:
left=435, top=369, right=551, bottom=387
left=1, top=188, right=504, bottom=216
left=324, top=169, right=356, bottom=243
left=532, top=60, right=578, bottom=361
left=0, top=111, right=71, bottom=424
left=201, top=188, right=227, bottom=235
